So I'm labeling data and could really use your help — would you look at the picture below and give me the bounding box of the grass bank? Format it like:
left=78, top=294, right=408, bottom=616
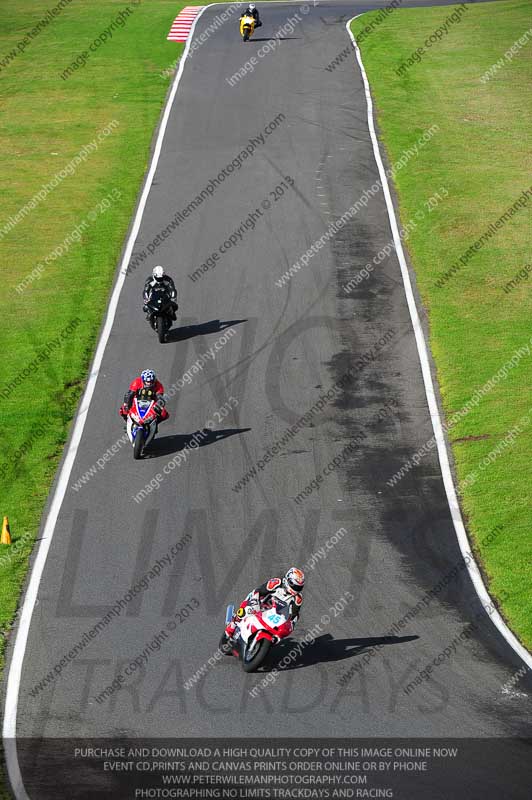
left=351, top=0, right=531, bottom=647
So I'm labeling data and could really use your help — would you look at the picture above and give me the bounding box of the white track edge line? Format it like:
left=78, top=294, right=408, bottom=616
left=1, top=6, right=214, bottom=799
left=346, top=15, right=531, bottom=671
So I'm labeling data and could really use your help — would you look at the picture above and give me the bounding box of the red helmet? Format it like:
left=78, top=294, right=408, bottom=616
left=283, top=567, right=305, bottom=595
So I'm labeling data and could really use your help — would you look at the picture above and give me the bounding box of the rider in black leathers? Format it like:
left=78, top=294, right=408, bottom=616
left=143, top=266, right=178, bottom=321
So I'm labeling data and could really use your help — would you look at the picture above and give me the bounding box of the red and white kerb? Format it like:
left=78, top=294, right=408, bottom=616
left=167, top=6, right=204, bottom=42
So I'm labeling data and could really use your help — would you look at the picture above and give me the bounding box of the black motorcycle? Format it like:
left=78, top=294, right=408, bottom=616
left=145, top=287, right=176, bottom=343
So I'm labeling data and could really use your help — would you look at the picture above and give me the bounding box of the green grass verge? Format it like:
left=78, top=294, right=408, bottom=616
left=351, top=0, right=532, bottom=647
left=0, top=0, right=192, bottom=680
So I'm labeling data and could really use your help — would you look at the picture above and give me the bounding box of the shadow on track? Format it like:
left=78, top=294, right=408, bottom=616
left=166, top=318, right=246, bottom=343
left=147, top=427, right=251, bottom=458
left=248, top=37, right=301, bottom=42
left=268, top=633, right=418, bottom=670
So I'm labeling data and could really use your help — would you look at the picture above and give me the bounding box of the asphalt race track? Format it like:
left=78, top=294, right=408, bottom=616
left=4, top=1, right=532, bottom=797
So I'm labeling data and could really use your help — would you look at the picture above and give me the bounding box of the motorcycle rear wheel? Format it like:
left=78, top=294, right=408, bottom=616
left=242, top=638, right=271, bottom=672
left=243, top=31, right=249, bottom=41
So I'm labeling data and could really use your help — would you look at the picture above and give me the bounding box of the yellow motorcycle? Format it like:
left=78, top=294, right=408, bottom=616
left=240, top=14, right=255, bottom=42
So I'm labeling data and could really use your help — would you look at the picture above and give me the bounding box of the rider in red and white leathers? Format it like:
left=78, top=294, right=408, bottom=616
left=119, top=369, right=169, bottom=423
left=224, top=567, right=305, bottom=640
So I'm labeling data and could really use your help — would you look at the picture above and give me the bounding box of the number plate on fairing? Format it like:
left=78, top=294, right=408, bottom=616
left=263, top=610, right=282, bottom=626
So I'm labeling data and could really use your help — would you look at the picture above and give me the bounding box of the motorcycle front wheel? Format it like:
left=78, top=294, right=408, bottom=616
left=242, top=638, right=271, bottom=672
left=156, top=315, right=166, bottom=343
left=133, top=429, right=144, bottom=460
left=219, top=633, right=233, bottom=656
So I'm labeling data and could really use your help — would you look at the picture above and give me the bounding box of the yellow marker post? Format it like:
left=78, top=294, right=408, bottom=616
left=1, top=516, right=12, bottom=545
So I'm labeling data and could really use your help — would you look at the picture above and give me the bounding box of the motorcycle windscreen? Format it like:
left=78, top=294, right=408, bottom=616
left=262, top=603, right=290, bottom=626
left=149, top=288, right=171, bottom=308
left=136, top=399, right=154, bottom=419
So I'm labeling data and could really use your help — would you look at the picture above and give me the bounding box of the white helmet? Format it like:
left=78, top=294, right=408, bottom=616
left=153, top=265, right=164, bottom=280
left=283, top=567, right=305, bottom=595
left=249, top=3, right=255, bottom=9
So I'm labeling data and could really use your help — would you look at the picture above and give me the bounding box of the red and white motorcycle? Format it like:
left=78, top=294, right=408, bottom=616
left=126, top=396, right=158, bottom=459
left=220, top=593, right=294, bottom=672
